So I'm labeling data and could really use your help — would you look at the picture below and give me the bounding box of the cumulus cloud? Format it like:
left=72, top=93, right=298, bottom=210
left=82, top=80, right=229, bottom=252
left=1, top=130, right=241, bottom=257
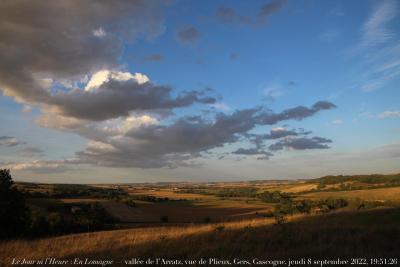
left=4, top=100, right=335, bottom=170
left=246, top=127, right=309, bottom=144
left=10, top=69, right=216, bottom=122
left=50, top=73, right=216, bottom=121
left=216, top=0, right=286, bottom=26
left=265, top=127, right=310, bottom=139
left=0, top=136, right=26, bottom=147
left=232, top=148, right=273, bottom=160
left=243, top=127, right=311, bottom=153
left=257, top=101, right=336, bottom=125
left=70, top=101, right=335, bottom=168
left=269, top=136, right=332, bottom=151
left=0, top=1, right=337, bottom=172
left=84, top=70, right=150, bottom=91
left=175, top=26, right=200, bottom=43
left=1, top=160, right=76, bottom=174
left=0, top=0, right=167, bottom=112
left=230, top=127, right=317, bottom=161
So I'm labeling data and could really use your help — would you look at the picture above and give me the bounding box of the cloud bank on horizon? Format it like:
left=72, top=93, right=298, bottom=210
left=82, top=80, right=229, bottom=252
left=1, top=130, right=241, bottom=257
left=0, top=0, right=399, bottom=182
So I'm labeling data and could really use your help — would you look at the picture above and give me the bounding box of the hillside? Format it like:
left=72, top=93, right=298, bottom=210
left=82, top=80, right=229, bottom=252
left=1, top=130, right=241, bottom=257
left=1, top=208, right=400, bottom=266
left=313, top=173, right=400, bottom=186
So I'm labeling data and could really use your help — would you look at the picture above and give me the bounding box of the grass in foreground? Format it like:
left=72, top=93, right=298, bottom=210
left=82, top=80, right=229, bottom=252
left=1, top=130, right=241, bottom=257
left=1, top=208, right=400, bottom=266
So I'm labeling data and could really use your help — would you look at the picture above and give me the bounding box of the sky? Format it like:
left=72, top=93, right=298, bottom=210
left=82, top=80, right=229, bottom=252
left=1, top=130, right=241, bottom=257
left=0, top=0, right=399, bottom=183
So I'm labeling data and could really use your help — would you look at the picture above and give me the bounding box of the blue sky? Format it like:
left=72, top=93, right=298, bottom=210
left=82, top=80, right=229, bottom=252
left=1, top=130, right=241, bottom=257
left=0, top=0, right=399, bottom=183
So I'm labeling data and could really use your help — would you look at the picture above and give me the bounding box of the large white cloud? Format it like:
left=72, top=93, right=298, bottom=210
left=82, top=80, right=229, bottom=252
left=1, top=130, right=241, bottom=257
left=85, top=70, right=150, bottom=91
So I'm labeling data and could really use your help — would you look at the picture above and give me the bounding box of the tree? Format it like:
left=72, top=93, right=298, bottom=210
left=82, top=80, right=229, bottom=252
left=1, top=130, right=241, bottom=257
left=273, top=211, right=287, bottom=226
left=0, top=169, right=30, bottom=239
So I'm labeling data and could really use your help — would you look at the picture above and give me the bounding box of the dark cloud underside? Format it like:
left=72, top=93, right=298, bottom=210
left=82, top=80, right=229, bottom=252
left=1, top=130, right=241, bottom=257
left=72, top=101, right=336, bottom=168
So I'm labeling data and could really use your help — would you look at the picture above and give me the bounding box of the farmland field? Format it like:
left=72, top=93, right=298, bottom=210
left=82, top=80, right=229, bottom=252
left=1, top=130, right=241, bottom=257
left=2, top=173, right=400, bottom=266
left=127, top=189, right=214, bottom=200
left=300, top=186, right=400, bottom=201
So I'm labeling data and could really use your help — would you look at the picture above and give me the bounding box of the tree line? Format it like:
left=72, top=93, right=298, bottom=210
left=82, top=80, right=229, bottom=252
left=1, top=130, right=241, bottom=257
left=0, top=169, right=116, bottom=239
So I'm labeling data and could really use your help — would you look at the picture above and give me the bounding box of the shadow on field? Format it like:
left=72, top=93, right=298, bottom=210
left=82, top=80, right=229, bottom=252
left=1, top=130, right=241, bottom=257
left=103, top=200, right=268, bottom=223
left=64, top=208, right=400, bottom=265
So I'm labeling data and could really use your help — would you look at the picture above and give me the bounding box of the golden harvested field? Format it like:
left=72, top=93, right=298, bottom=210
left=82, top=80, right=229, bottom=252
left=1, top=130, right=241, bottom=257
left=252, top=181, right=317, bottom=193
left=128, top=189, right=214, bottom=200
left=101, top=199, right=274, bottom=223
left=277, top=183, right=318, bottom=193
left=0, top=217, right=274, bottom=266
left=300, top=187, right=400, bottom=201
